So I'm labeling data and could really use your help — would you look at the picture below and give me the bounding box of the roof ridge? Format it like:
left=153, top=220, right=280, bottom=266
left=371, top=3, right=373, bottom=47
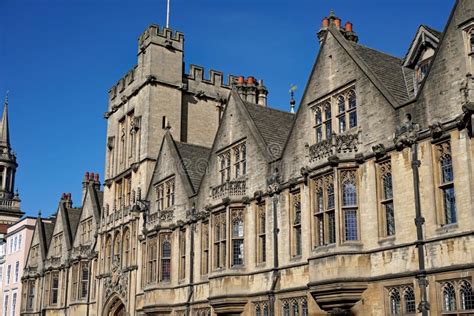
left=175, top=141, right=211, bottom=150
left=243, top=100, right=295, bottom=116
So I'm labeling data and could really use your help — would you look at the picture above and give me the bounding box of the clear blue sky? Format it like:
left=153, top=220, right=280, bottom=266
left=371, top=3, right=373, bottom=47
left=0, top=0, right=454, bottom=217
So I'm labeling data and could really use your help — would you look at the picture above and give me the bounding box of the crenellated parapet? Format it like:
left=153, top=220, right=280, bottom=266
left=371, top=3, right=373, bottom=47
left=108, top=65, right=138, bottom=102
left=186, top=64, right=237, bottom=88
left=138, top=24, right=184, bottom=53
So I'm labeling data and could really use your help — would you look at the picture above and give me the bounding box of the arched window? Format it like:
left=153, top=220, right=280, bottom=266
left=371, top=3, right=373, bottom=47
left=301, top=298, right=308, bottom=316
left=403, top=286, right=416, bottom=313
left=460, top=280, right=474, bottom=310
left=263, top=304, right=269, bottom=316
left=324, top=102, right=332, bottom=139
left=160, top=236, right=171, bottom=282
left=380, top=162, right=395, bottom=237
left=255, top=305, right=261, bottom=316
left=342, top=181, right=357, bottom=206
left=348, top=90, right=357, bottom=128
left=437, top=142, right=456, bottom=225
left=122, top=229, right=130, bottom=267
left=113, top=232, right=121, bottom=265
left=341, top=170, right=358, bottom=241
left=389, top=288, right=401, bottom=315
left=282, top=302, right=290, bottom=316
left=105, top=235, right=112, bottom=272
left=231, top=210, right=244, bottom=266
left=315, top=108, right=323, bottom=143
left=292, top=300, right=299, bottom=316
left=443, top=282, right=457, bottom=311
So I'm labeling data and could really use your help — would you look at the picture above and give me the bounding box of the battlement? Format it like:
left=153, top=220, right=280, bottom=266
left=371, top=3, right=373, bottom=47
left=186, top=64, right=238, bottom=88
left=108, top=65, right=138, bottom=102
left=138, top=24, right=184, bottom=52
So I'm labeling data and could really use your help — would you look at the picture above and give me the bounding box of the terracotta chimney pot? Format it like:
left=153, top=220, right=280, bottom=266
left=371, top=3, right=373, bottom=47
left=334, top=18, right=341, bottom=28
left=247, top=76, right=255, bottom=85
left=345, top=21, right=353, bottom=32
left=237, top=76, right=245, bottom=85
left=85, top=171, right=89, bottom=181
left=322, top=18, right=329, bottom=28
left=95, top=173, right=99, bottom=182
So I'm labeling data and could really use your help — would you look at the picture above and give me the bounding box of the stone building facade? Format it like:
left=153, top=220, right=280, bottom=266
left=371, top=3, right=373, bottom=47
left=21, top=0, right=474, bottom=315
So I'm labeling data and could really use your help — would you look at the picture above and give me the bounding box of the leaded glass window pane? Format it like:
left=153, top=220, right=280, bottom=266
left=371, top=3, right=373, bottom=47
left=343, top=182, right=357, bottom=206
left=443, top=282, right=457, bottom=311
left=385, top=202, right=395, bottom=236
left=443, top=187, right=457, bottom=224
left=404, top=286, right=416, bottom=313
left=344, top=210, right=358, bottom=241
left=460, top=280, right=474, bottom=310
left=389, top=288, right=401, bottom=315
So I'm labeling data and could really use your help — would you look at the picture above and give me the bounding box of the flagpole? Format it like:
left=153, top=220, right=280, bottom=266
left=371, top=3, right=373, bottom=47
left=166, top=0, right=170, bottom=28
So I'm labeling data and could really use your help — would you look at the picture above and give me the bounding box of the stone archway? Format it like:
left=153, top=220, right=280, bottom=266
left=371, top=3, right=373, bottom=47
left=104, top=295, right=127, bottom=316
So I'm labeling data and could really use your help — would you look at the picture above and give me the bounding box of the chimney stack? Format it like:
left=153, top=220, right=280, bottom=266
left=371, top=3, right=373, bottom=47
left=317, top=11, right=358, bottom=44
left=234, top=76, right=268, bottom=107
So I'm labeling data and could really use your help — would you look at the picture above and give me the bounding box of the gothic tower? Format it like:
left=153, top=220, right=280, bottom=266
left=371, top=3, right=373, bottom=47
left=0, top=94, right=23, bottom=225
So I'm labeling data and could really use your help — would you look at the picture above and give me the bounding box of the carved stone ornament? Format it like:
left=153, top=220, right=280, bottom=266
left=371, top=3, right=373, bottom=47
left=394, top=115, right=420, bottom=149
left=107, top=136, right=115, bottom=150
left=159, top=208, right=174, bottom=222
left=309, top=132, right=359, bottom=161
left=372, top=143, right=386, bottom=158
left=104, top=258, right=129, bottom=304
left=429, top=122, right=444, bottom=139
left=266, top=168, right=281, bottom=196
left=459, top=102, right=474, bottom=138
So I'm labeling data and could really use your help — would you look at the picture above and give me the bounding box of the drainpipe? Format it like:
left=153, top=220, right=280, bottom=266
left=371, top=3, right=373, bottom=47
left=185, top=206, right=196, bottom=316
left=411, top=141, right=430, bottom=315
left=268, top=182, right=281, bottom=315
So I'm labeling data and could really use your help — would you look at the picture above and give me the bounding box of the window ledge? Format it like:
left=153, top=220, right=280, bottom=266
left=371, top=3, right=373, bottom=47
left=378, top=235, right=396, bottom=246
left=313, top=243, right=336, bottom=253
left=436, top=223, right=458, bottom=235
left=340, top=241, right=363, bottom=250
left=290, top=255, right=303, bottom=262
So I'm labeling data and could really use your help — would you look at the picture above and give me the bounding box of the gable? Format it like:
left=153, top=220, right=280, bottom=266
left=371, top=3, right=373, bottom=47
left=403, top=25, right=441, bottom=68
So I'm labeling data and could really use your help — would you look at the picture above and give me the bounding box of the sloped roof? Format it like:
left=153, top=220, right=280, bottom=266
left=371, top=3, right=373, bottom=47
left=175, top=141, right=211, bottom=192
left=42, top=220, right=55, bottom=249
left=423, top=24, right=442, bottom=39
left=65, top=207, right=81, bottom=237
left=242, top=101, right=295, bottom=159
left=350, top=42, right=415, bottom=103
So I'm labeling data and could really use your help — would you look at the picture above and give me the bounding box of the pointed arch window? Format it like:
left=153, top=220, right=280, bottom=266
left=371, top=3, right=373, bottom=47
left=403, top=286, right=416, bottom=313
left=443, top=282, right=457, bottom=312
left=160, top=234, right=171, bottom=282
left=314, top=174, right=336, bottom=246
left=388, top=288, right=401, bottom=315
left=257, top=203, right=266, bottom=264
left=341, top=170, right=358, bottom=241
left=231, top=209, right=244, bottom=266
left=324, top=102, right=332, bottom=139
left=214, top=212, right=226, bottom=269
left=436, top=142, right=456, bottom=225
left=460, top=280, right=474, bottom=310
left=146, top=237, right=158, bottom=284
left=348, top=90, right=357, bottom=128
left=291, top=191, right=302, bottom=256
left=378, top=161, right=395, bottom=237
left=105, top=235, right=112, bottom=272
left=337, top=95, right=346, bottom=133
left=314, top=108, right=323, bottom=143
left=123, top=228, right=131, bottom=267
left=470, top=33, right=474, bottom=53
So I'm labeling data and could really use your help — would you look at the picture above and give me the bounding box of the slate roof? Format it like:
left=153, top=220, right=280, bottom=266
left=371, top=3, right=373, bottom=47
left=350, top=42, right=416, bottom=103
left=66, top=207, right=82, bottom=237
left=242, top=101, right=295, bottom=159
left=175, top=141, right=211, bottom=192
left=43, top=220, right=55, bottom=247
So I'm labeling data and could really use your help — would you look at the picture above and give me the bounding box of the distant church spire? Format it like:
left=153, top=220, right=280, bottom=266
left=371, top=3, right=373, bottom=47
left=0, top=91, right=11, bottom=148
left=0, top=91, right=23, bottom=223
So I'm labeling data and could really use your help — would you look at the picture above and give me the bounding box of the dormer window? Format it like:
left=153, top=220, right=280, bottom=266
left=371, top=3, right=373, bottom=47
left=311, top=87, right=357, bottom=144
left=156, top=177, right=175, bottom=211
left=416, top=57, right=432, bottom=82
left=218, top=142, right=246, bottom=183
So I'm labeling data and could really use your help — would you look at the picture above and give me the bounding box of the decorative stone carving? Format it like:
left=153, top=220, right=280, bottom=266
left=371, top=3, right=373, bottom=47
left=159, top=208, right=174, bottom=222
left=394, top=114, right=420, bottom=149
left=107, top=136, right=115, bottom=150
left=104, top=258, right=129, bottom=304
left=308, top=132, right=359, bottom=161
left=372, top=143, right=386, bottom=158
left=266, top=168, right=281, bottom=196
left=429, top=122, right=444, bottom=139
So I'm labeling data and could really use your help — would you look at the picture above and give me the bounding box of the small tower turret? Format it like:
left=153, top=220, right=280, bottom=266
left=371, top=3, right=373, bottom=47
left=0, top=92, right=23, bottom=224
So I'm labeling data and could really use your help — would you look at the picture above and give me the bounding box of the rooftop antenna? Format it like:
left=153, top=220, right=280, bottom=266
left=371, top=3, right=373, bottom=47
left=166, top=0, right=170, bottom=28
left=289, top=84, right=297, bottom=113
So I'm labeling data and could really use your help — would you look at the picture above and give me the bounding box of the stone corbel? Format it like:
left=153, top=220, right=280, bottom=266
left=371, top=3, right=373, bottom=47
left=372, top=143, right=386, bottom=159
left=429, top=121, right=444, bottom=139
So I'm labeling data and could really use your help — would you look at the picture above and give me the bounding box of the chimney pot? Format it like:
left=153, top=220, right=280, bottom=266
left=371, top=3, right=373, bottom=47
left=85, top=172, right=89, bottom=181
left=247, top=76, right=255, bottom=85
left=334, top=18, right=341, bottom=28
left=322, top=18, right=329, bottom=28
left=95, top=173, right=99, bottom=182
left=345, top=21, right=353, bottom=32
left=237, top=76, right=245, bottom=85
